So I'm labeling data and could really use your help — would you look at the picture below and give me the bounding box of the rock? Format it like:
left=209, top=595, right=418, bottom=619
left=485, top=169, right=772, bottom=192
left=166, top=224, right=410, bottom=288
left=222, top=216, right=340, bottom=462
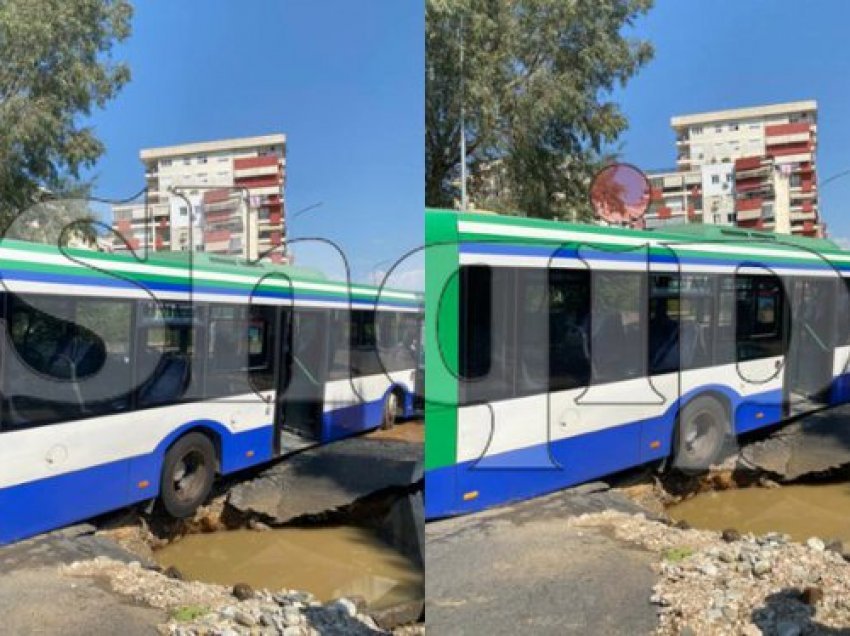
left=234, top=610, right=256, bottom=627
left=806, top=537, right=825, bottom=552
left=282, top=627, right=304, bottom=636
left=721, top=529, right=741, bottom=542
left=282, top=607, right=302, bottom=626
left=232, top=582, right=255, bottom=601
left=164, top=566, right=184, bottom=581
left=825, top=539, right=844, bottom=554
left=752, top=560, right=772, bottom=577
left=248, top=519, right=272, bottom=532
left=719, top=550, right=735, bottom=563
left=370, top=600, right=425, bottom=631
left=674, top=520, right=691, bottom=530
left=329, top=598, right=357, bottom=617
left=776, top=620, right=802, bottom=636
left=568, top=481, right=610, bottom=496
left=679, top=626, right=696, bottom=636
left=699, top=563, right=719, bottom=577
left=801, top=586, right=823, bottom=605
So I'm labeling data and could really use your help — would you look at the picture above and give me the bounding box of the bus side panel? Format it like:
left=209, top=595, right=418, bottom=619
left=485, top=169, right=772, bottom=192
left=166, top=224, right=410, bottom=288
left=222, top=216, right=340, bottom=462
left=447, top=420, right=644, bottom=516
left=321, top=372, right=415, bottom=442
left=0, top=458, right=133, bottom=544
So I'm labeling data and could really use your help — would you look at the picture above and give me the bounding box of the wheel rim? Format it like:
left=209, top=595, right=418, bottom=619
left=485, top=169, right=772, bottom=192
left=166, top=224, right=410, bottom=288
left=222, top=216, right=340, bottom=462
left=683, top=410, right=719, bottom=459
left=172, top=449, right=207, bottom=503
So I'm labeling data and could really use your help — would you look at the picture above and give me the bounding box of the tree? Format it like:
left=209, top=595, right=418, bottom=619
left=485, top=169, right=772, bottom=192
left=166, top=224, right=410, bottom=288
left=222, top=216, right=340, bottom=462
left=0, top=0, right=132, bottom=236
left=426, top=0, right=654, bottom=220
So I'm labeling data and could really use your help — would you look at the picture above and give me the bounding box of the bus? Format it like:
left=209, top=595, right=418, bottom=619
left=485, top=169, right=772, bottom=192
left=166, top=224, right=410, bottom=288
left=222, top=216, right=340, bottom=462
left=0, top=239, right=421, bottom=543
left=424, top=209, right=850, bottom=518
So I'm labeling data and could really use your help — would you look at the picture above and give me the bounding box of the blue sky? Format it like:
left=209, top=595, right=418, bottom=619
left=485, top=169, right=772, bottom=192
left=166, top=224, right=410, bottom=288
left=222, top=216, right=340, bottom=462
left=83, top=0, right=423, bottom=284
left=615, top=0, right=850, bottom=242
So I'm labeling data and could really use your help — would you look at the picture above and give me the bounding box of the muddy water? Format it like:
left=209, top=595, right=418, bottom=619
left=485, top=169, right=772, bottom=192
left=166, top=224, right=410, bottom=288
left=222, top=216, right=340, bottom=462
left=670, top=483, right=850, bottom=543
left=155, top=526, right=423, bottom=610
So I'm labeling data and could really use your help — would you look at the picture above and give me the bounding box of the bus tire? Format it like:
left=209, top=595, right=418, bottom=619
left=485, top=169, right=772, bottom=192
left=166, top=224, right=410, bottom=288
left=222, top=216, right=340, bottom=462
left=381, top=391, right=401, bottom=430
left=672, top=396, right=730, bottom=473
left=160, top=432, right=216, bottom=518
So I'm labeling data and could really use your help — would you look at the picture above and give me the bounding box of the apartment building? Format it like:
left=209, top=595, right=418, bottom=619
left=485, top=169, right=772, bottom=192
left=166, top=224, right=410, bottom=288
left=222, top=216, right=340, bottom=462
left=112, top=134, right=287, bottom=261
left=644, top=101, right=820, bottom=237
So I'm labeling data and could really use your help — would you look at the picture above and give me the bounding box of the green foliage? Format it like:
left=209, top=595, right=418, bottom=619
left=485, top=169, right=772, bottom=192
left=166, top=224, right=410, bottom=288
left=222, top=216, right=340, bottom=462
left=426, top=0, right=654, bottom=220
left=0, top=0, right=132, bottom=234
left=662, top=546, right=694, bottom=563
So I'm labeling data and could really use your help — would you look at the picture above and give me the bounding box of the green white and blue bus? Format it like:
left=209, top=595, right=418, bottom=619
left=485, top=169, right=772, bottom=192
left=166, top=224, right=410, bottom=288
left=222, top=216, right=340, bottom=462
left=425, top=209, right=850, bottom=518
left=0, top=239, right=421, bottom=543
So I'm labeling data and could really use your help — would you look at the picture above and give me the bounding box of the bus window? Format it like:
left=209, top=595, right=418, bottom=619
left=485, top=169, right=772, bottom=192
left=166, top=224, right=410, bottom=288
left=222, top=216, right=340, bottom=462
left=549, top=268, right=591, bottom=391
left=458, top=265, right=514, bottom=404
left=590, top=271, right=646, bottom=384
left=377, top=311, right=419, bottom=374
left=350, top=310, right=383, bottom=377
left=649, top=274, right=714, bottom=375
left=459, top=265, right=492, bottom=382
left=327, top=310, right=351, bottom=381
left=206, top=304, right=276, bottom=397
left=136, top=301, right=199, bottom=408
left=735, top=275, right=784, bottom=361
left=3, top=295, right=133, bottom=429
left=516, top=268, right=550, bottom=395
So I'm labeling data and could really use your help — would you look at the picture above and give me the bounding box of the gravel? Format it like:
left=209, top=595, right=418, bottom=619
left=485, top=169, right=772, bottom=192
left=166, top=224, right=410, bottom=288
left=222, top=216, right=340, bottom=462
left=61, top=557, right=410, bottom=635
left=567, top=510, right=850, bottom=635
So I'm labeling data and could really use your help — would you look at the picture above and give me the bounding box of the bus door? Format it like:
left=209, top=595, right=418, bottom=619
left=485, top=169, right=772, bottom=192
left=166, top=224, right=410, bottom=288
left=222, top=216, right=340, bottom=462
left=785, top=278, right=836, bottom=408
left=277, top=308, right=329, bottom=442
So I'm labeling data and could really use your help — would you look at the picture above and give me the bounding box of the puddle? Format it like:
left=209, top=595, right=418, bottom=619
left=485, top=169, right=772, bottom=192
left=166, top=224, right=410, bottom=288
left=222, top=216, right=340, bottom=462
left=155, top=526, right=423, bottom=610
left=669, top=482, right=850, bottom=543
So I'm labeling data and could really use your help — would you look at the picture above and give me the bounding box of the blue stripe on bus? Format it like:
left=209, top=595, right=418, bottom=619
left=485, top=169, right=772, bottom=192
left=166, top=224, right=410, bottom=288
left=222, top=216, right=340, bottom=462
left=425, top=384, right=784, bottom=519
left=321, top=385, right=415, bottom=442
left=0, top=420, right=275, bottom=545
left=0, top=269, right=419, bottom=309
left=458, top=242, right=850, bottom=272
left=0, top=386, right=413, bottom=544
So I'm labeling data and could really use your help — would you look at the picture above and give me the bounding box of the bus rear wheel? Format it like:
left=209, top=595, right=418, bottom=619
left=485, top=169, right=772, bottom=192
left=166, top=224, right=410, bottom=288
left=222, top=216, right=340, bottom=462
left=672, top=396, right=730, bottom=473
left=160, top=432, right=216, bottom=518
left=381, top=391, right=401, bottom=430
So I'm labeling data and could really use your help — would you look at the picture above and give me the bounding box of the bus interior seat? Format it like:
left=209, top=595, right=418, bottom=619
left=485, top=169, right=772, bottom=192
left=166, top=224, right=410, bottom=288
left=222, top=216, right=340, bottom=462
left=138, top=354, right=189, bottom=406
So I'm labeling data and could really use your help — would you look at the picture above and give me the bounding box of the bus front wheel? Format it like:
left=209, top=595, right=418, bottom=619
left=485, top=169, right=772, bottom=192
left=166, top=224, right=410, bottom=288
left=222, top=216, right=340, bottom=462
left=672, top=396, right=730, bottom=473
left=160, top=432, right=216, bottom=518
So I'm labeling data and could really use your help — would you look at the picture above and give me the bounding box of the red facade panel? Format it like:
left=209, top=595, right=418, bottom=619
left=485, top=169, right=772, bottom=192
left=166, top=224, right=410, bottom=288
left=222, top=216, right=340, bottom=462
left=735, top=156, right=763, bottom=171
left=767, top=141, right=812, bottom=156
left=765, top=122, right=811, bottom=137
left=235, top=174, right=281, bottom=189
left=737, top=198, right=763, bottom=212
left=234, top=155, right=280, bottom=170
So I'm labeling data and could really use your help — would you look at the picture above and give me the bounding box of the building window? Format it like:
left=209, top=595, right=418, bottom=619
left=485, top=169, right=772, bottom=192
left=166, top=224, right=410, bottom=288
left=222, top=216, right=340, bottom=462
left=711, top=175, right=720, bottom=185
left=749, top=123, right=760, bottom=130
left=183, top=158, right=191, bottom=165
left=729, top=123, right=739, bottom=131
left=179, top=206, right=188, bottom=217
left=692, top=126, right=703, bottom=135
left=198, top=156, right=208, bottom=164
left=715, top=125, right=723, bottom=133
left=161, top=159, right=172, bottom=167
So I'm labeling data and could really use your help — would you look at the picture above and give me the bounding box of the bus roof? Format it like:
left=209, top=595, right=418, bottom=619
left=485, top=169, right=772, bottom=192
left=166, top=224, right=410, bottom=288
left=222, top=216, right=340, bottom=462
left=425, top=207, right=847, bottom=257
left=0, top=237, right=422, bottom=310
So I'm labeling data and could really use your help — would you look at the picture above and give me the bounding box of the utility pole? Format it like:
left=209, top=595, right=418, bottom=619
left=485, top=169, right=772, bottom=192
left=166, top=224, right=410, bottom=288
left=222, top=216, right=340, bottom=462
left=459, top=14, right=468, bottom=211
